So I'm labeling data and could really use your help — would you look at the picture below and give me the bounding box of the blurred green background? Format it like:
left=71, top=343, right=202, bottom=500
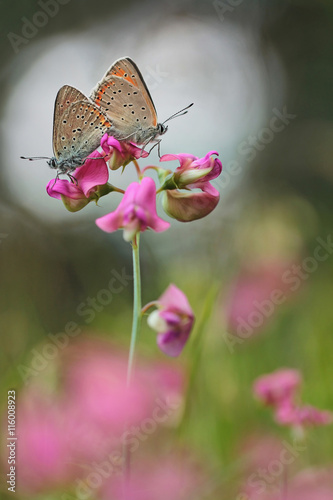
left=1, top=0, right=333, bottom=498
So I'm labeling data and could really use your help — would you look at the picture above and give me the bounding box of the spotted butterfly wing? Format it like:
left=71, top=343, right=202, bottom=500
left=50, top=85, right=112, bottom=174
left=90, top=57, right=166, bottom=145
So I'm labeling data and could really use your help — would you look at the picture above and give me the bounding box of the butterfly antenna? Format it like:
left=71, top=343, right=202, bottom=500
left=162, top=103, right=194, bottom=125
left=20, top=156, right=51, bottom=161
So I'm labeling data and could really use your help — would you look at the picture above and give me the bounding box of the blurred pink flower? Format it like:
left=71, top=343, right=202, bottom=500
left=46, top=150, right=111, bottom=212
left=146, top=284, right=195, bottom=357
left=15, top=391, right=76, bottom=494
left=253, top=368, right=302, bottom=407
left=61, top=339, right=185, bottom=460
left=239, top=433, right=287, bottom=473
left=101, top=133, right=148, bottom=170
left=159, top=151, right=222, bottom=222
left=276, top=402, right=333, bottom=428
left=96, top=177, right=170, bottom=241
left=237, top=433, right=291, bottom=500
left=100, top=454, right=205, bottom=500
left=225, top=261, right=293, bottom=338
left=8, top=337, right=186, bottom=496
left=244, top=467, right=333, bottom=500
left=286, top=467, right=333, bottom=500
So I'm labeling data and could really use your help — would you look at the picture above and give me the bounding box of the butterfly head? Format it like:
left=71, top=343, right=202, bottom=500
left=47, top=157, right=58, bottom=170
left=158, top=123, right=168, bottom=136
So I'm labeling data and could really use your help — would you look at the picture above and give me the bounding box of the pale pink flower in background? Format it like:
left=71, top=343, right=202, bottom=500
left=225, top=261, right=294, bottom=338
left=276, top=402, right=333, bottom=428
left=237, top=433, right=292, bottom=500
left=146, top=284, right=195, bottom=357
left=286, top=467, right=333, bottom=500
left=6, top=336, right=186, bottom=494
left=61, top=339, right=185, bottom=460
left=96, top=177, right=170, bottom=241
left=100, top=454, right=205, bottom=500
left=245, top=467, right=333, bottom=500
left=15, top=391, right=76, bottom=494
left=253, top=368, right=302, bottom=407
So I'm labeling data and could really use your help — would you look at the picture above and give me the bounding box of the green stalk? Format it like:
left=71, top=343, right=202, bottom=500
left=123, top=234, right=142, bottom=481
left=126, top=233, right=141, bottom=387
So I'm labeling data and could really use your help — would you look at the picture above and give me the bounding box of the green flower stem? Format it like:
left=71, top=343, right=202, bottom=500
left=123, top=233, right=142, bottom=480
left=133, top=159, right=142, bottom=179
left=126, top=233, right=141, bottom=387
left=141, top=300, right=158, bottom=315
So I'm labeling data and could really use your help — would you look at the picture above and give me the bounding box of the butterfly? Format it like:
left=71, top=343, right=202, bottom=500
left=22, top=57, right=192, bottom=174
left=90, top=57, right=192, bottom=150
left=22, top=85, right=112, bottom=175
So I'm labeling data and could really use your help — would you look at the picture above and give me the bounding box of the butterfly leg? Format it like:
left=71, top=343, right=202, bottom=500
left=51, top=172, right=60, bottom=189
left=68, top=173, right=78, bottom=185
left=147, top=140, right=162, bottom=157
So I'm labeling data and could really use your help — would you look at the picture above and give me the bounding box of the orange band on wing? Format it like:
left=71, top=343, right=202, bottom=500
left=90, top=105, right=112, bottom=127
left=111, top=68, right=138, bottom=87
left=95, top=82, right=114, bottom=104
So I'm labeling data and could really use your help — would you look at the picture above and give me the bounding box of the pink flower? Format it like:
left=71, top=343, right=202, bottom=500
left=248, top=467, right=333, bottom=500
left=146, top=284, right=194, bottom=357
left=46, top=150, right=111, bottom=212
left=159, top=151, right=222, bottom=222
left=15, top=391, right=76, bottom=494
left=225, top=261, right=293, bottom=338
left=285, top=467, right=333, bottom=500
left=276, top=402, right=333, bottom=428
left=162, top=183, right=220, bottom=222
left=160, top=151, right=222, bottom=189
left=237, top=434, right=290, bottom=499
left=100, top=454, right=205, bottom=500
left=253, top=368, right=302, bottom=407
left=101, top=133, right=148, bottom=170
left=96, top=177, right=170, bottom=241
left=254, top=369, right=332, bottom=433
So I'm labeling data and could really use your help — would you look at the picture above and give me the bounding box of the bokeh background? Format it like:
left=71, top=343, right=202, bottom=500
left=1, top=0, right=333, bottom=498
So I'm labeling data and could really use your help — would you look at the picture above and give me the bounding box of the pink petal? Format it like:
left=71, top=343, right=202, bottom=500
left=95, top=211, right=123, bottom=233
left=157, top=326, right=192, bottom=357
left=46, top=178, right=84, bottom=200
left=134, top=177, right=170, bottom=233
left=160, top=153, right=197, bottom=170
left=75, top=152, right=109, bottom=197
left=118, top=181, right=139, bottom=208
left=148, top=215, right=170, bottom=233
left=159, top=284, right=194, bottom=317
left=163, top=184, right=219, bottom=222
left=134, top=177, right=156, bottom=206
left=253, top=368, right=302, bottom=407
left=192, top=152, right=222, bottom=181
